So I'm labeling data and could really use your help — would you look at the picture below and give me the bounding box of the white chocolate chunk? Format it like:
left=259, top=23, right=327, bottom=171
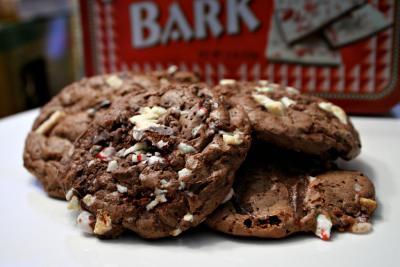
left=255, top=86, right=274, bottom=93
left=156, top=140, right=168, bottom=149
left=286, top=86, right=299, bottom=94
left=308, top=176, right=317, bottom=183
left=123, top=142, right=148, bottom=157
left=171, top=228, right=182, bottom=236
left=315, top=214, right=332, bottom=240
left=82, top=194, right=96, bottom=206
left=252, top=94, right=285, bottom=116
left=280, top=96, right=296, bottom=108
left=183, top=213, right=194, bottom=222
left=351, top=222, right=372, bottom=234
left=222, top=188, right=234, bottom=204
left=178, top=181, right=186, bottom=190
left=67, top=195, right=80, bottom=211
left=106, top=75, right=123, bottom=89
left=106, top=160, right=118, bottom=172
left=146, top=189, right=167, bottom=211
left=167, top=65, right=178, bottom=74
left=147, top=156, right=164, bottom=166
left=65, top=188, right=76, bottom=201
left=178, top=143, right=196, bottom=154
left=219, top=79, right=236, bottom=85
left=258, top=80, right=269, bottom=86
left=35, top=111, right=65, bottom=135
left=76, top=211, right=95, bottom=234
left=178, top=168, right=192, bottom=179
left=129, top=106, right=167, bottom=131
left=221, top=129, right=244, bottom=145
left=93, top=213, right=112, bottom=235
left=318, top=102, right=348, bottom=124
left=354, top=183, right=362, bottom=192
left=116, top=184, right=128, bottom=193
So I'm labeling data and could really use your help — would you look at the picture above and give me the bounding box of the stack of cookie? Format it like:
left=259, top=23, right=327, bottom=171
left=23, top=68, right=376, bottom=241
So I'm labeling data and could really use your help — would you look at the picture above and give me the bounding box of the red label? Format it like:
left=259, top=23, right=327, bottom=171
left=80, top=0, right=400, bottom=113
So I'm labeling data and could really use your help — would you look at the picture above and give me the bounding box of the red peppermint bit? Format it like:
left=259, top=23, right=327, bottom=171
left=95, top=152, right=107, bottom=161
left=320, top=230, right=330, bottom=241
left=304, top=1, right=317, bottom=13
left=137, top=154, right=143, bottom=161
left=281, top=8, right=294, bottom=21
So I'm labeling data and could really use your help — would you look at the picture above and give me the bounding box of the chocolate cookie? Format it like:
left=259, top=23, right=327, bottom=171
left=63, top=83, right=252, bottom=239
left=214, top=80, right=361, bottom=160
left=23, top=69, right=199, bottom=199
left=206, top=145, right=376, bottom=240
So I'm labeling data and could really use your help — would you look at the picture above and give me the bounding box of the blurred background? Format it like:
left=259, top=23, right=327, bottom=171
left=0, top=0, right=398, bottom=118
left=0, top=0, right=80, bottom=118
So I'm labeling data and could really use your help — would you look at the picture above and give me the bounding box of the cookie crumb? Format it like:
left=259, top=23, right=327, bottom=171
left=359, top=198, right=377, bottom=213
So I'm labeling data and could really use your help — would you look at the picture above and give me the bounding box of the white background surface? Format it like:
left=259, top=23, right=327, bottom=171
left=0, top=109, right=400, bottom=267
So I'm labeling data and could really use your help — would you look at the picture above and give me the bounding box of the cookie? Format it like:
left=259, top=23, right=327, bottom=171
left=62, top=83, right=252, bottom=239
left=214, top=80, right=361, bottom=160
left=23, top=68, right=199, bottom=199
left=206, top=144, right=376, bottom=240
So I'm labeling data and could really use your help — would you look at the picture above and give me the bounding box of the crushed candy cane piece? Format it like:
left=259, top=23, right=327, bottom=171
left=106, top=160, right=118, bottom=172
left=123, top=142, right=148, bottom=157
left=116, top=184, right=128, bottom=193
left=315, top=214, right=332, bottom=241
left=308, top=176, right=317, bottom=183
left=178, top=168, right=192, bottom=179
left=76, top=211, right=95, bottom=234
left=354, top=183, right=362, bottom=192
left=96, top=147, right=116, bottom=161
left=191, top=124, right=203, bottom=137
left=146, top=189, right=168, bottom=211
left=157, top=140, right=168, bottom=149
left=147, top=156, right=164, bottom=166
left=35, top=110, right=65, bottom=135
left=106, top=75, right=123, bottom=89
left=286, top=86, right=299, bottom=94
left=65, top=188, right=76, bottom=201
left=178, top=143, right=196, bottom=154
left=252, top=94, right=285, bottom=116
left=255, top=86, right=274, bottom=93
left=132, top=153, right=147, bottom=163
left=258, top=80, right=268, bottom=86
left=196, top=107, right=208, bottom=117
left=178, top=181, right=186, bottom=190
left=318, top=102, right=348, bottom=124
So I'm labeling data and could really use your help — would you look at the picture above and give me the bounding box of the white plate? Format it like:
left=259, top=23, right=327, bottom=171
left=1, top=110, right=400, bottom=267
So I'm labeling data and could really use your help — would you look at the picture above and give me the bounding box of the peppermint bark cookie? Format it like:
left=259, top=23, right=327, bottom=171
left=214, top=80, right=361, bottom=160
left=23, top=69, right=199, bottom=199
left=63, top=83, right=251, bottom=239
left=206, top=144, right=377, bottom=240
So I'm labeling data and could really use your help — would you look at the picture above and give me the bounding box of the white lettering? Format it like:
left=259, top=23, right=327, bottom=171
left=194, top=0, right=223, bottom=39
left=227, top=0, right=260, bottom=34
left=161, top=2, right=193, bottom=44
left=131, top=2, right=160, bottom=48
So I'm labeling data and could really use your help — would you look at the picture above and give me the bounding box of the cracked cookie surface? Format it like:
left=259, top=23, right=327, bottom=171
left=63, top=83, right=251, bottom=239
left=214, top=80, right=361, bottom=160
left=23, top=70, right=198, bottom=198
left=206, top=144, right=376, bottom=240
